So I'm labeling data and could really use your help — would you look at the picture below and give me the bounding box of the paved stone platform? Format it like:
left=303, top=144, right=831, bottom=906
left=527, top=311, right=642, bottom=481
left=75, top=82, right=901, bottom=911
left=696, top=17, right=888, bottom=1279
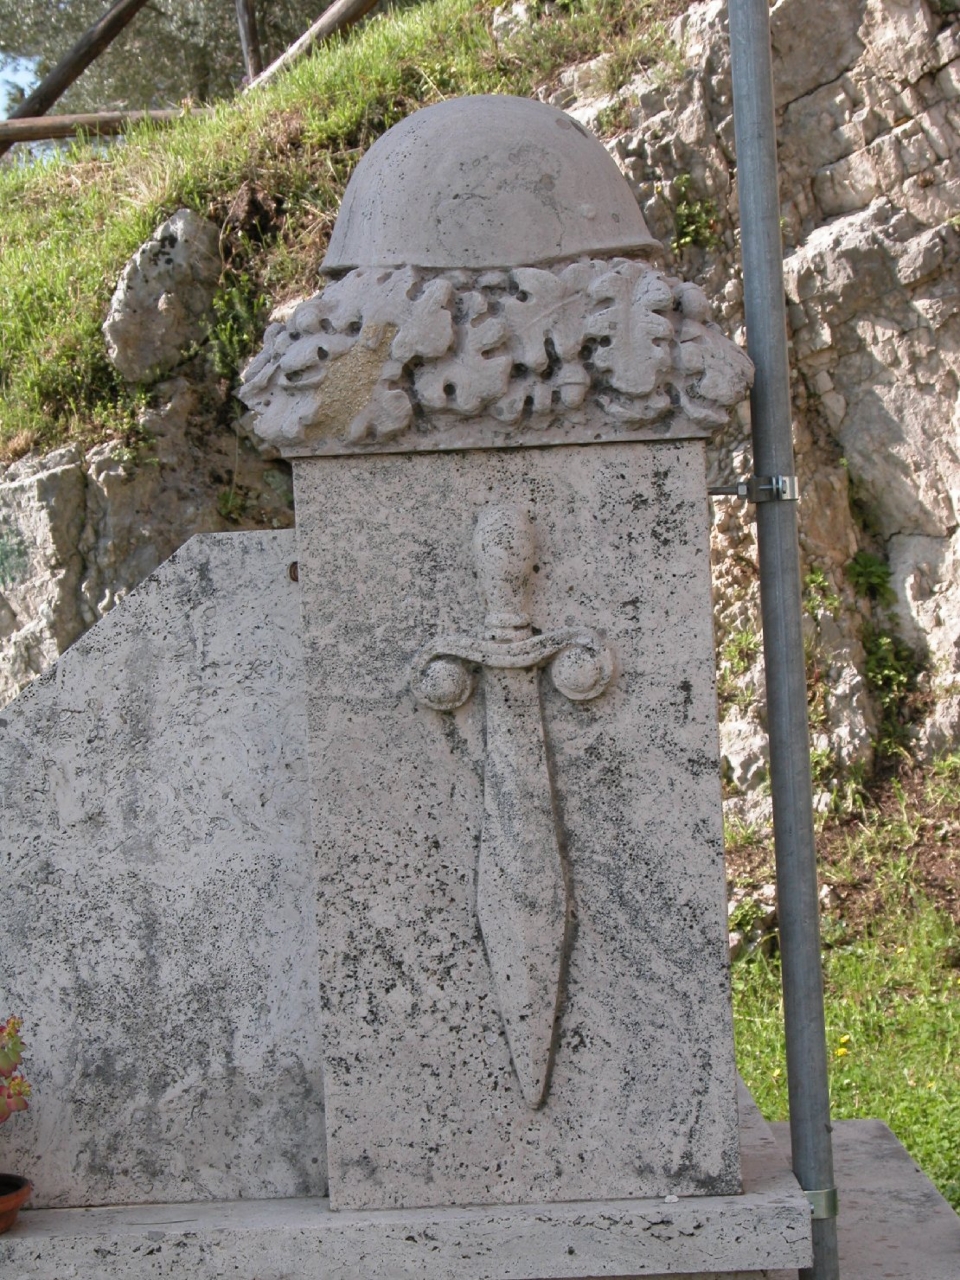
left=3, top=1115, right=958, bottom=1278
left=0, top=1096, right=809, bottom=1279
left=764, top=1118, right=960, bottom=1280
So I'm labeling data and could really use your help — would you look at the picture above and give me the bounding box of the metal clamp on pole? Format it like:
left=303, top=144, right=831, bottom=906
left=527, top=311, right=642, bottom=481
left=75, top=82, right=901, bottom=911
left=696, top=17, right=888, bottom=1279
left=708, top=475, right=799, bottom=501
left=805, top=1188, right=840, bottom=1220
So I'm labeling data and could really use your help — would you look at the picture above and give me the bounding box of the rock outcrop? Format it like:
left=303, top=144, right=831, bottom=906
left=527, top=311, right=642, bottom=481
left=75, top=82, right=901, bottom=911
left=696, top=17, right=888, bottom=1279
left=566, top=0, right=960, bottom=811
left=0, top=210, right=294, bottom=708
left=103, top=210, right=222, bottom=384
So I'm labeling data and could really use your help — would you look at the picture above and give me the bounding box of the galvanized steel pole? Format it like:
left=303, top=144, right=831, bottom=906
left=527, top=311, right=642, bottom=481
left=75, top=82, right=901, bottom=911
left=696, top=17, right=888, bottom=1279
left=726, top=2, right=840, bottom=1278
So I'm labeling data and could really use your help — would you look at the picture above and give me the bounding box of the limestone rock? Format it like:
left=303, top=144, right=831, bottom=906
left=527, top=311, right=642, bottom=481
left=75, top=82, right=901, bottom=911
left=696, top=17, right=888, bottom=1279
left=889, top=531, right=960, bottom=680
left=103, top=209, right=222, bottom=384
left=0, top=379, right=295, bottom=709
left=770, top=0, right=866, bottom=109
left=602, top=0, right=960, bottom=783
left=0, top=447, right=86, bottom=704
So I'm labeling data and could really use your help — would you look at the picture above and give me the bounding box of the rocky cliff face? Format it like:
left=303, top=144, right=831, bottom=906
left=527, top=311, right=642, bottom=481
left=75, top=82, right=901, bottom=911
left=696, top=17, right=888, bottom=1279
left=562, top=0, right=960, bottom=811
left=3, top=0, right=959, bottom=816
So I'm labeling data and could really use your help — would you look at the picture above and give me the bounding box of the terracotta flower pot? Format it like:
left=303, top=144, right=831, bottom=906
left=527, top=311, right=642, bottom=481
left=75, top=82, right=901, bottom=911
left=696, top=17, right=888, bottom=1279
left=0, top=1174, right=31, bottom=1233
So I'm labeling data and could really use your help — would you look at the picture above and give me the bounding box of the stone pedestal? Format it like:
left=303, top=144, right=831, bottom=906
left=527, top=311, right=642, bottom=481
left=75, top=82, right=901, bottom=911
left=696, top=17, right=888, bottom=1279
left=0, top=1085, right=814, bottom=1278
left=7, top=1112, right=958, bottom=1279
left=239, top=92, right=763, bottom=1243
left=295, top=442, right=739, bottom=1211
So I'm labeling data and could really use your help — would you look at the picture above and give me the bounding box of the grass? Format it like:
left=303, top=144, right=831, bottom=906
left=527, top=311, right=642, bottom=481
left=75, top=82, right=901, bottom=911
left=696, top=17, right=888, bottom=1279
left=731, top=756, right=960, bottom=1211
left=0, top=0, right=685, bottom=460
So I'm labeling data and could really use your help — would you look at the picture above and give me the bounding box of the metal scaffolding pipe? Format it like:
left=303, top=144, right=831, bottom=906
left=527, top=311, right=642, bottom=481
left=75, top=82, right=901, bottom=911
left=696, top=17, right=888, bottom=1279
left=726, top=2, right=840, bottom=1279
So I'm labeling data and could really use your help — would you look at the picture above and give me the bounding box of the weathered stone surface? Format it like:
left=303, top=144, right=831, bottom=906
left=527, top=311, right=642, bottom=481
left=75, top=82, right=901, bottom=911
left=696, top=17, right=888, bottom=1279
left=772, top=1118, right=960, bottom=1279
left=322, top=95, right=659, bottom=271
left=0, top=445, right=86, bottom=702
left=889, top=530, right=960, bottom=683
left=294, top=440, right=740, bottom=1211
left=770, top=0, right=865, bottom=109
left=11, top=1111, right=959, bottom=1280
left=0, top=380, right=295, bottom=711
left=103, top=209, right=222, bottom=384
left=0, top=1087, right=813, bottom=1279
left=238, top=259, right=752, bottom=455
left=0, top=530, right=324, bottom=1207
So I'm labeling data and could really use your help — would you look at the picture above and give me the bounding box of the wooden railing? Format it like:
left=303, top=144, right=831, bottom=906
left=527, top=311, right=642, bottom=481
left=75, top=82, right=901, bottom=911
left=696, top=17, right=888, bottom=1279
left=0, top=0, right=381, bottom=157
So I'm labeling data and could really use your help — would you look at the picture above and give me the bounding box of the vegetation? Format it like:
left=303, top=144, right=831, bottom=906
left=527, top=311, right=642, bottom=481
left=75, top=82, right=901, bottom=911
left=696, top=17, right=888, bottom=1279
left=0, top=0, right=314, bottom=113
left=0, top=1016, right=31, bottom=1123
left=803, top=565, right=840, bottom=617
left=731, top=757, right=960, bottom=1211
left=717, top=625, right=760, bottom=716
left=721, top=627, right=761, bottom=674
left=0, top=0, right=685, bottom=461
left=672, top=172, right=721, bottom=249
left=861, top=624, right=924, bottom=757
left=847, top=550, right=896, bottom=607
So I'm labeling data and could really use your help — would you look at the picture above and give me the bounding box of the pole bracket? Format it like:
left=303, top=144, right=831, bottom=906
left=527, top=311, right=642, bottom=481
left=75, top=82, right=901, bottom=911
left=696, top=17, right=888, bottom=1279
left=708, top=475, right=799, bottom=502
left=804, top=1187, right=839, bottom=1219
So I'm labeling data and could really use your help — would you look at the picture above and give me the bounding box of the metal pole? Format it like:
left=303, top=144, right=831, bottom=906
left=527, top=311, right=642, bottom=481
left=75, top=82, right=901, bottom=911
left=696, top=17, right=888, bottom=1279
left=726, top=3, right=840, bottom=1279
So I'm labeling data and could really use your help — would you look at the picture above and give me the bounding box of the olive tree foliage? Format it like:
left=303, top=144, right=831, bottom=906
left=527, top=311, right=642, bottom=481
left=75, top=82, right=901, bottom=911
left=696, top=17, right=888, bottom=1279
left=0, top=1, right=327, bottom=112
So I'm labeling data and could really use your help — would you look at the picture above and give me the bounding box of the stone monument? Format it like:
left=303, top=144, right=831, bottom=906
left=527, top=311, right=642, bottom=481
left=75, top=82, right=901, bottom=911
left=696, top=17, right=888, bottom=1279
left=238, top=91, right=791, bottom=1241
left=1, top=93, right=826, bottom=1278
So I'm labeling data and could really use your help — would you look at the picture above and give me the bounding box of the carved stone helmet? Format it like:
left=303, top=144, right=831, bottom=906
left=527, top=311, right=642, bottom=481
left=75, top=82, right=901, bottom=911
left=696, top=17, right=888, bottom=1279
left=322, top=94, right=660, bottom=273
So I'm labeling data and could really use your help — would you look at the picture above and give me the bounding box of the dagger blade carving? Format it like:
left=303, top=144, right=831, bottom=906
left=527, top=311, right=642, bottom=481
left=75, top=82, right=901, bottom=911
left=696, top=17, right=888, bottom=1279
left=410, top=504, right=614, bottom=1108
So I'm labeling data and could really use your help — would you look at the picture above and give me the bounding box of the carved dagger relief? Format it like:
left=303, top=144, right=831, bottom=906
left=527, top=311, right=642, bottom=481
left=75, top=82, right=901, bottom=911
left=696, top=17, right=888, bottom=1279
left=411, top=505, right=614, bottom=1108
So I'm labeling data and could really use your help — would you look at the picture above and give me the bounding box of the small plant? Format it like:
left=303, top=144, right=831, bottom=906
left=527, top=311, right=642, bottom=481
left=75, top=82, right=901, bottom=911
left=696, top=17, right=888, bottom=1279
left=209, top=270, right=271, bottom=382
left=928, top=750, right=960, bottom=806
left=673, top=173, right=722, bottom=250
left=810, top=746, right=836, bottom=791
left=110, top=409, right=156, bottom=470
left=862, top=624, right=922, bottom=757
left=217, top=486, right=246, bottom=522
left=593, top=98, right=634, bottom=137
left=847, top=552, right=896, bottom=608
left=723, top=817, right=766, bottom=853
left=803, top=566, right=840, bottom=617
left=722, top=627, right=761, bottom=675
left=729, top=897, right=764, bottom=935
left=0, top=1017, right=31, bottom=1125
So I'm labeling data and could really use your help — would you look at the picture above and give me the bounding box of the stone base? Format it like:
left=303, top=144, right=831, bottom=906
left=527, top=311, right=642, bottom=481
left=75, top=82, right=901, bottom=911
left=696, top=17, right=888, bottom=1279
left=5, top=1115, right=959, bottom=1279
left=0, top=1093, right=811, bottom=1279
left=763, top=1118, right=960, bottom=1280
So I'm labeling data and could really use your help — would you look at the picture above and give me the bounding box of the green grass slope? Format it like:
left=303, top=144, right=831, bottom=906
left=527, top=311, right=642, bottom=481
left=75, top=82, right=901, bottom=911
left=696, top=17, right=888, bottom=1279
left=730, top=761, right=960, bottom=1212
left=0, top=0, right=680, bottom=459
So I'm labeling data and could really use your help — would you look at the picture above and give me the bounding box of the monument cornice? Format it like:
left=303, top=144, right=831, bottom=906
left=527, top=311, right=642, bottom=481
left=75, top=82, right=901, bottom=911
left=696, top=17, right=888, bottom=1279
left=239, top=257, right=753, bottom=458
